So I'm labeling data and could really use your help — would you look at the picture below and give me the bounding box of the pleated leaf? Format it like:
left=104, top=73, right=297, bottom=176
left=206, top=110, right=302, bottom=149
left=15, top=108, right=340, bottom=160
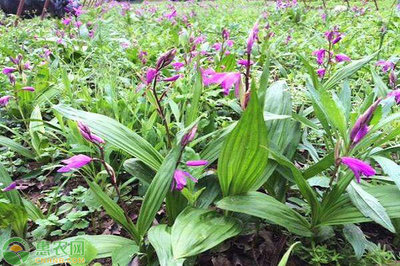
left=137, top=145, right=182, bottom=236
left=218, top=89, right=269, bottom=196
left=171, top=207, right=241, bottom=259
left=217, top=192, right=312, bottom=237
left=53, top=105, right=163, bottom=171
left=0, top=136, right=35, bottom=160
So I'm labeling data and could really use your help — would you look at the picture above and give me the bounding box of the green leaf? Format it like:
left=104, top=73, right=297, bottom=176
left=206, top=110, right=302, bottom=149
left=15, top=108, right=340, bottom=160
left=319, top=90, right=347, bottom=138
left=171, top=207, right=241, bottom=259
left=123, top=158, right=155, bottom=185
left=24, top=235, right=137, bottom=266
left=218, top=89, right=269, bottom=196
left=278, top=242, right=300, bottom=266
left=53, top=105, right=163, bottom=171
left=347, top=182, right=395, bottom=232
left=303, top=152, right=334, bottom=179
left=185, top=67, right=203, bottom=126
left=343, top=224, right=367, bottom=259
left=86, top=181, right=139, bottom=242
left=0, top=202, right=27, bottom=238
left=70, top=239, right=97, bottom=266
left=323, top=53, right=376, bottom=90
left=259, top=49, right=271, bottom=105
left=21, top=198, right=44, bottom=221
left=0, top=163, right=22, bottom=205
left=0, top=136, right=35, bottom=160
left=0, top=228, right=11, bottom=260
left=30, top=105, right=46, bottom=155
left=217, top=192, right=312, bottom=237
left=148, top=225, right=184, bottom=266
left=111, top=244, right=139, bottom=266
left=372, top=156, right=400, bottom=190
left=371, top=68, right=389, bottom=97
left=137, top=145, right=182, bottom=236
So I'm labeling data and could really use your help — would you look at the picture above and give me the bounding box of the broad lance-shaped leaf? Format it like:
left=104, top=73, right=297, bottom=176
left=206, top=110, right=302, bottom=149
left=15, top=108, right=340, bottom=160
left=347, top=182, right=395, bottom=232
left=321, top=185, right=400, bottom=225
left=218, top=88, right=269, bottom=196
left=148, top=225, right=184, bottom=266
left=86, top=180, right=139, bottom=242
left=278, top=242, right=300, bottom=266
left=323, top=53, right=376, bottom=90
left=217, top=192, right=312, bottom=237
left=137, top=145, right=182, bottom=236
left=0, top=136, right=35, bottom=160
left=372, top=156, right=400, bottom=190
left=24, top=235, right=137, bottom=266
left=343, top=224, right=367, bottom=259
left=53, top=105, right=163, bottom=171
left=171, top=207, right=241, bottom=259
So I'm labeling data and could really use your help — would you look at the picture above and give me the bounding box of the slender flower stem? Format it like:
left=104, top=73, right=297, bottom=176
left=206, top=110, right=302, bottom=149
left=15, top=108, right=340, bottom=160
left=151, top=75, right=172, bottom=148
left=245, top=52, right=251, bottom=92
left=93, top=143, right=130, bottom=218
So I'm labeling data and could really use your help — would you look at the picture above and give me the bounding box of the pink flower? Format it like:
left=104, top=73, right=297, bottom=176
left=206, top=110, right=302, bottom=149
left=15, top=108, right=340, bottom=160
left=2, top=182, right=16, bottom=192
left=194, top=35, right=206, bottom=44
left=172, top=169, right=197, bottom=191
left=0, top=96, right=12, bottom=106
left=317, top=68, right=326, bottom=78
left=341, top=157, right=376, bottom=183
left=181, top=124, right=197, bottom=146
left=78, top=121, right=105, bottom=144
left=389, top=71, right=397, bottom=88
left=2, top=67, right=16, bottom=75
left=146, top=68, right=157, bottom=84
left=202, top=69, right=241, bottom=95
left=312, top=49, right=326, bottom=65
left=350, top=99, right=381, bottom=144
left=376, top=60, right=394, bottom=73
left=62, top=17, right=72, bottom=25
left=163, top=75, right=181, bottom=82
left=226, top=40, right=234, bottom=47
left=22, top=86, right=35, bottom=92
left=335, top=54, right=351, bottom=62
left=75, top=21, right=83, bottom=28
left=58, top=154, right=93, bottom=173
left=387, top=89, right=400, bottom=104
left=172, top=62, right=184, bottom=71
left=212, top=42, right=222, bottom=50
left=238, top=59, right=254, bottom=67
left=246, top=22, right=259, bottom=54
left=186, top=160, right=208, bottom=167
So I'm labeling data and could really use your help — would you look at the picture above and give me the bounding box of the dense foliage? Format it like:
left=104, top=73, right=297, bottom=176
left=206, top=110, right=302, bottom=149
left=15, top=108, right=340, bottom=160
left=0, top=0, right=399, bottom=265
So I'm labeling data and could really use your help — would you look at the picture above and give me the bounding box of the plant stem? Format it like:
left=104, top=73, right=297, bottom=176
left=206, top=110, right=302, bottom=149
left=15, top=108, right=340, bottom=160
left=245, top=52, right=251, bottom=92
left=151, top=75, right=172, bottom=148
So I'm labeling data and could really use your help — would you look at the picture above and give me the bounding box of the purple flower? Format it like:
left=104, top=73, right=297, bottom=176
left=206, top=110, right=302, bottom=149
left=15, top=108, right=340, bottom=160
left=194, top=35, right=206, bottom=44
left=172, top=62, right=184, bottom=71
left=350, top=99, right=381, bottom=144
left=172, top=169, right=197, bottom=191
left=2, top=67, right=16, bottom=75
left=341, top=157, right=376, bottom=183
left=335, top=54, right=351, bottom=63
left=312, top=49, right=326, bottom=65
left=321, top=13, right=327, bottom=21
left=186, top=160, right=208, bottom=167
left=2, top=182, right=16, bottom=192
left=317, top=68, right=326, bottom=78
left=246, top=22, right=259, bottom=54
left=376, top=60, right=395, bottom=73
left=325, top=29, right=342, bottom=44
left=222, top=28, right=230, bottom=40
left=77, top=121, right=105, bottom=144
left=62, top=17, right=72, bottom=25
left=212, top=42, right=222, bottom=50
left=22, top=86, right=35, bottom=92
left=0, top=96, right=12, bottom=106
left=156, top=49, right=176, bottom=70
left=387, top=89, right=400, bottom=104
left=163, top=75, right=181, bottom=82
left=202, top=69, right=241, bottom=95
left=389, top=71, right=397, bottom=88
left=146, top=68, right=157, bottom=84
left=181, top=124, right=197, bottom=146
left=238, top=59, right=254, bottom=67
left=58, top=154, right=93, bottom=173
left=226, top=40, right=234, bottom=47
